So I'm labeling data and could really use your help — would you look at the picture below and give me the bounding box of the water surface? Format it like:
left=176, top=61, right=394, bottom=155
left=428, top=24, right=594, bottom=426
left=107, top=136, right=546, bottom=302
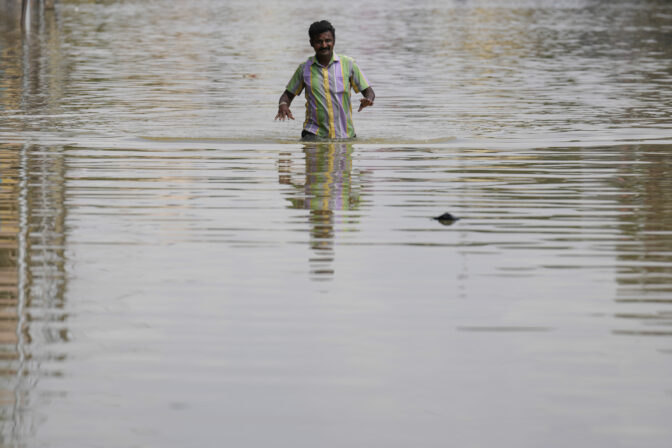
left=1, top=0, right=672, bottom=447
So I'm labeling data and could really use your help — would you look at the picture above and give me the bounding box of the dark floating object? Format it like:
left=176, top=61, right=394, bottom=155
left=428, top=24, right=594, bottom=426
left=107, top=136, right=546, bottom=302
left=432, top=212, right=460, bottom=225
left=433, top=212, right=459, bottom=221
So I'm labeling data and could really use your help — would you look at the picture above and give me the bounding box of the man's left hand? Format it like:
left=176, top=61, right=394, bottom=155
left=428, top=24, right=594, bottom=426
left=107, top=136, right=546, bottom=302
left=358, top=97, right=374, bottom=112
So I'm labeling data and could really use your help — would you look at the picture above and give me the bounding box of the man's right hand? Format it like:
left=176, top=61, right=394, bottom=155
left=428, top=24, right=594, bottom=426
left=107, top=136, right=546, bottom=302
left=275, top=104, right=294, bottom=121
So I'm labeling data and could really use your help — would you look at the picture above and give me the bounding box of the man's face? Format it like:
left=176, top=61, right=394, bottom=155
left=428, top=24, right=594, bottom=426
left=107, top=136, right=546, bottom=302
left=311, top=31, right=335, bottom=61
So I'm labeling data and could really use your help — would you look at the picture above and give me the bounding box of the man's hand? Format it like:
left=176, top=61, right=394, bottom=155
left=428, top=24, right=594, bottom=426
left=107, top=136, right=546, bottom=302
left=275, top=90, right=296, bottom=121
left=358, top=97, right=374, bottom=112
left=358, top=87, right=376, bottom=112
left=275, top=103, right=294, bottom=121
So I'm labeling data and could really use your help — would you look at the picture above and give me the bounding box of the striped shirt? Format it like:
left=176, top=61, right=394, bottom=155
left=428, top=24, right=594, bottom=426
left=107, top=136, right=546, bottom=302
left=285, top=53, right=370, bottom=139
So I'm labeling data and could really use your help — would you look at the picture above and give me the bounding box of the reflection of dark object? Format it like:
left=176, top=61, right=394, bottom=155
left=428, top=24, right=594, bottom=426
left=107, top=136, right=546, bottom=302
left=21, top=0, right=28, bottom=28
left=300, top=130, right=356, bottom=142
left=301, top=130, right=318, bottom=141
left=433, top=212, right=459, bottom=225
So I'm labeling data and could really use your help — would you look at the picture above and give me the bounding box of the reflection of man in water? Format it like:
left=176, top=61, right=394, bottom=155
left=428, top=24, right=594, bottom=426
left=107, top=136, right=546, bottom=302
left=278, top=142, right=363, bottom=279
left=274, top=20, right=376, bottom=140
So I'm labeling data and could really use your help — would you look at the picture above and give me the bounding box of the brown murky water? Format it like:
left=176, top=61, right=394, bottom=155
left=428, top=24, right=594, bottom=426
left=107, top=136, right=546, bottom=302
left=1, top=0, right=672, bottom=447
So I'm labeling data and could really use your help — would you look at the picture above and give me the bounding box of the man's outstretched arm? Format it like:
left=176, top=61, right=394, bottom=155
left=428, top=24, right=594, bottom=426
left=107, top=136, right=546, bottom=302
left=358, top=87, right=375, bottom=112
left=275, top=90, right=296, bottom=121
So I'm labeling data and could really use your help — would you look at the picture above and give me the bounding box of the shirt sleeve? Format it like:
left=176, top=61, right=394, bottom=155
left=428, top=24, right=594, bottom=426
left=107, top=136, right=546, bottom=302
left=285, top=63, right=305, bottom=96
left=350, top=59, right=370, bottom=94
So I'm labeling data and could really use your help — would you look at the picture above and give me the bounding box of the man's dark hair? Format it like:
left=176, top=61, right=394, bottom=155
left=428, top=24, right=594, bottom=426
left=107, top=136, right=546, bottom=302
left=309, top=20, right=335, bottom=41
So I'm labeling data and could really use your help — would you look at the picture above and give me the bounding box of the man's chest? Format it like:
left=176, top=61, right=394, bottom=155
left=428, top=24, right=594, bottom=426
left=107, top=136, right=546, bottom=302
left=303, top=62, right=350, bottom=97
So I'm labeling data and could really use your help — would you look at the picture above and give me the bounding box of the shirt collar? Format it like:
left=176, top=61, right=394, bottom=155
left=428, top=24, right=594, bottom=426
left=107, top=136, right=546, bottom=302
left=312, top=53, right=340, bottom=68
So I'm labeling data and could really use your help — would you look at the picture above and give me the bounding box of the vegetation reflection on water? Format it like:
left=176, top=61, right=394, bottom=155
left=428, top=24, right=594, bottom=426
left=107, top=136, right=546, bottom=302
left=0, top=0, right=672, bottom=446
left=0, top=143, right=67, bottom=444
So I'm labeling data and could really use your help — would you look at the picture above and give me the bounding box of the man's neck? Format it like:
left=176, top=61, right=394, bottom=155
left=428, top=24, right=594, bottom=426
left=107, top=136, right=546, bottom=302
left=316, top=53, right=332, bottom=66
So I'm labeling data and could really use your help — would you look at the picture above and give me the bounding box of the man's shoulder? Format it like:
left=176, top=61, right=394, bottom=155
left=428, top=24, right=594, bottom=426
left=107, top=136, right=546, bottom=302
left=336, top=54, right=363, bottom=70
left=337, top=53, right=355, bottom=63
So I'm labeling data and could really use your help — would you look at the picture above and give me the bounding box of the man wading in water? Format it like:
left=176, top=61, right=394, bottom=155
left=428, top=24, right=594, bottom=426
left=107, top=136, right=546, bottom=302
left=274, top=20, right=375, bottom=140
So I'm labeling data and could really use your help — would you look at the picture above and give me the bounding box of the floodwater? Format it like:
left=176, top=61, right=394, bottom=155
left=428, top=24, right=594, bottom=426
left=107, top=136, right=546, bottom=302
left=1, top=0, right=672, bottom=446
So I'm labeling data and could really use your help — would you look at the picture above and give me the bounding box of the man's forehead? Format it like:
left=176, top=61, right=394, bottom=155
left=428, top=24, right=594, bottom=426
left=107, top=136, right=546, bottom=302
left=311, top=31, right=334, bottom=41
